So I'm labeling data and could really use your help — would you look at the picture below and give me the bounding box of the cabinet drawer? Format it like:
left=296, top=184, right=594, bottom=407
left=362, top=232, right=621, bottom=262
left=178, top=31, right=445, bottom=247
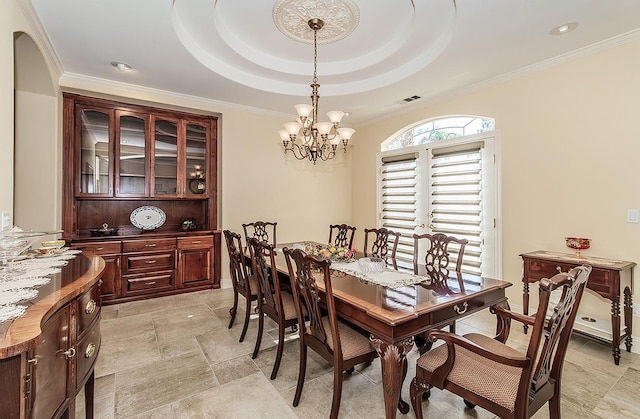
left=77, top=283, right=101, bottom=335
left=432, top=295, right=485, bottom=324
left=72, top=241, right=121, bottom=255
left=123, top=252, right=174, bottom=273
left=76, top=321, right=100, bottom=389
left=525, top=258, right=612, bottom=294
left=123, top=238, right=176, bottom=253
left=125, top=272, right=174, bottom=292
left=524, top=259, right=567, bottom=279
left=177, top=235, right=213, bottom=249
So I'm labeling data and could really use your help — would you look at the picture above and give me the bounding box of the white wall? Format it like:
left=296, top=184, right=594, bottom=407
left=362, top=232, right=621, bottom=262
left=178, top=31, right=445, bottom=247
left=0, top=1, right=18, bottom=221
left=351, top=38, right=640, bottom=337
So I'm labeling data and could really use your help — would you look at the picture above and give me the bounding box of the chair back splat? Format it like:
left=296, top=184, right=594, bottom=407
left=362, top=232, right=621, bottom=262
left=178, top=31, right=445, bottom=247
left=363, top=227, right=401, bottom=270
left=328, top=224, right=356, bottom=249
left=409, top=265, right=592, bottom=419
left=242, top=221, right=277, bottom=247
left=413, top=232, right=468, bottom=281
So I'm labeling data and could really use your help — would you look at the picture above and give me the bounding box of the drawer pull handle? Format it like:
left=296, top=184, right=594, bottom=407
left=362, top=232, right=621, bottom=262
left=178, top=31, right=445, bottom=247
left=191, top=241, right=202, bottom=244
left=85, top=299, right=97, bottom=314
left=453, top=302, right=468, bottom=315
left=556, top=266, right=562, bottom=273
left=145, top=244, right=157, bottom=247
left=145, top=281, right=156, bottom=285
left=27, top=356, right=39, bottom=366
left=96, top=247, right=104, bottom=251
left=85, top=343, right=96, bottom=358
left=63, top=348, right=76, bottom=359
left=145, top=260, right=157, bottom=264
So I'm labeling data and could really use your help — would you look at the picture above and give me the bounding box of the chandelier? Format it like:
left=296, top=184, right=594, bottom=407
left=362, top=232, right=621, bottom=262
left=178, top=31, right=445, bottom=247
left=278, top=18, right=355, bottom=164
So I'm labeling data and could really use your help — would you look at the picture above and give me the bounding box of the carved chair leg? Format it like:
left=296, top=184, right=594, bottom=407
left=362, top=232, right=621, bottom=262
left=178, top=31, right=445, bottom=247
left=252, top=308, right=264, bottom=359
left=548, top=393, right=561, bottom=419
left=228, top=291, right=238, bottom=329
left=270, top=321, right=286, bottom=380
left=293, top=343, right=307, bottom=407
left=330, top=363, right=344, bottom=419
left=239, top=297, right=251, bottom=343
left=410, top=377, right=430, bottom=419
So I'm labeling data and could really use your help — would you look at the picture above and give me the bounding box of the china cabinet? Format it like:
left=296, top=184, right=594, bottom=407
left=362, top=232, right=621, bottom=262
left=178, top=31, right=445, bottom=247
left=62, top=93, right=221, bottom=304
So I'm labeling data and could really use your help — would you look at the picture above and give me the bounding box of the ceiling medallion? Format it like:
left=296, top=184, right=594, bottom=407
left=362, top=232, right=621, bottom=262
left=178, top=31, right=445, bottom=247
left=273, top=0, right=360, bottom=44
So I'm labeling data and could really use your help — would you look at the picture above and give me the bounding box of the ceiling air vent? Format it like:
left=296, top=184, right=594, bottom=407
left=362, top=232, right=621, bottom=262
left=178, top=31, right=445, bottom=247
left=402, top=95, right=421, bottom=103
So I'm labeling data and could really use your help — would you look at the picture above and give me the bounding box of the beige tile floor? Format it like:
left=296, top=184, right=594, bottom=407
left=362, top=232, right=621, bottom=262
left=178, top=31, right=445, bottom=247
left=77, top=288, right=640, bottom=418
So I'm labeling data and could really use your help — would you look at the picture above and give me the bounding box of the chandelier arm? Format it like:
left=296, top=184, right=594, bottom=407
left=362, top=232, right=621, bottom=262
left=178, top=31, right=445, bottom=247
left=284, top=142, right=311, bottom=161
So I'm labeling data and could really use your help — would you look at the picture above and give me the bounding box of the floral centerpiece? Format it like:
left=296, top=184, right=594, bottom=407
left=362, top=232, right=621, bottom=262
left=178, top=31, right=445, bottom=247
left=304, top=242, right=357, bottom=262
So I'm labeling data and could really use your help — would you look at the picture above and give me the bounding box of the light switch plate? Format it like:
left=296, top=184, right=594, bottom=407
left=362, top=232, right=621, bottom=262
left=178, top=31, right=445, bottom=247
left=627, top=209, right=639, bottom=223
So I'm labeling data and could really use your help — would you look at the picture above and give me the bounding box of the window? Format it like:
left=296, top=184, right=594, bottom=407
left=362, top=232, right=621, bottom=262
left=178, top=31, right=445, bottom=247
left=377, top=116, right=500, bottom=278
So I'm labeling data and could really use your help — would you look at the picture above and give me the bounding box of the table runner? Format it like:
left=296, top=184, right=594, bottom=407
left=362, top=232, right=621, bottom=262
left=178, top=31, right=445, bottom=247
left=330, top=261, right=429, bottom=289
left=0, top=249, right=82, bottom=323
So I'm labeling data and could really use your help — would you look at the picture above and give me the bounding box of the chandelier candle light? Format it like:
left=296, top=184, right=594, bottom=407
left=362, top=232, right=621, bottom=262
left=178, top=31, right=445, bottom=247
left=278, top=18, right=355, bottom=164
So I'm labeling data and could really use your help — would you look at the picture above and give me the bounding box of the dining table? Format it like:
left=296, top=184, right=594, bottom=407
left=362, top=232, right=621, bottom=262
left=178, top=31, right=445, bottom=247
left=262, top=242, right=512, bottom=419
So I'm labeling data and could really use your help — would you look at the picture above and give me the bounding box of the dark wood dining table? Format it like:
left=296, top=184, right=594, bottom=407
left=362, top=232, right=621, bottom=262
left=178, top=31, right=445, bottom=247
left=262, top=243, right=512, bottom=419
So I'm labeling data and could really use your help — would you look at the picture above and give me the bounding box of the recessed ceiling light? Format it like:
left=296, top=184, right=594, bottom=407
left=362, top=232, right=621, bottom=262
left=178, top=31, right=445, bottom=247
left=111, top=61, right=132, bottom=72
left=549, top=22, right=579, bottom=36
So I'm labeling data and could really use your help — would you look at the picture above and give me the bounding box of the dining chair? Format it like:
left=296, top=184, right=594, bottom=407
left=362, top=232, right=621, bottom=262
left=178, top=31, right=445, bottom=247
left=409, top=265, right=592, bottom=419
left=242, top=221, right=277, bottom=247
left=412, top=232, right=468, bottom=283
left=363, top=227, right=401, bottom=269
left=247, top=237, right=300, bottom=380
left=283, top=247, right=378, bottom=419
left=412, top=232, right=469, bottom=351
left=328, top=224, right=356, bottom=249
left=223, top=230, right=258, bottom=343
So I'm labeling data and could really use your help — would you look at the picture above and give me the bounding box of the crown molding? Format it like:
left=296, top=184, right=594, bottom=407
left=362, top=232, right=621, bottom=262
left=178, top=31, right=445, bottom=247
left=59, top=72, right=291, bottom=119
left=16, top=0, right=63, bottom=80
left=376, top=28, right=640, bottom=126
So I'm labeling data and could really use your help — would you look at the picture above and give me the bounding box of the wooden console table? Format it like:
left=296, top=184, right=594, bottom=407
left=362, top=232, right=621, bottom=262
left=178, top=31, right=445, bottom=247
left=520, top=250, right=635, bottom=365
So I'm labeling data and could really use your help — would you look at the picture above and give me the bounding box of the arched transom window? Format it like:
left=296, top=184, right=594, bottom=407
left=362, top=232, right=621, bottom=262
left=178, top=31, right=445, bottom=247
left=383, top=116, right=495, bottom=151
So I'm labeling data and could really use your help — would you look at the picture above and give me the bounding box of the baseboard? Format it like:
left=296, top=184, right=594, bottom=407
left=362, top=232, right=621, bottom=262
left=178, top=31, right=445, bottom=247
left=508, top=303, right=639, bottom=355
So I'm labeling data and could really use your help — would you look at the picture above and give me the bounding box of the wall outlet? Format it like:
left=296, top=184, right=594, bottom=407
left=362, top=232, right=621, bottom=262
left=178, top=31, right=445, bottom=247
left=1, top=211, right=10, bottom=231
left=634, top=304, right=640, bottom=317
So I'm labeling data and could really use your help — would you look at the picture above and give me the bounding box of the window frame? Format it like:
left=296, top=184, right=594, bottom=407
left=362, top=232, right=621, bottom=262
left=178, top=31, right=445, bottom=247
left=377, top=130, right=502, bottom=279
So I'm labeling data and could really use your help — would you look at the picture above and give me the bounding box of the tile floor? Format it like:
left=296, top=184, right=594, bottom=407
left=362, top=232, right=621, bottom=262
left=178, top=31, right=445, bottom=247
left=77, top=288, right=640, bottom=418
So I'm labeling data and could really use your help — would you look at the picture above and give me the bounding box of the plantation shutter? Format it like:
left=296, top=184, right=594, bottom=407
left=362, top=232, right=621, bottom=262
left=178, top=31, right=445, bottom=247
left=380, top=153, right=418, bottom=270
left=429, top=143, right=483, bottom=276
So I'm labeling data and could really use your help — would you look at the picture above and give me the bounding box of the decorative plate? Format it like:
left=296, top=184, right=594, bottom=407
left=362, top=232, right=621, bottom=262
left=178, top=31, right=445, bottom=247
left=130, top=206, right=166, bottom=230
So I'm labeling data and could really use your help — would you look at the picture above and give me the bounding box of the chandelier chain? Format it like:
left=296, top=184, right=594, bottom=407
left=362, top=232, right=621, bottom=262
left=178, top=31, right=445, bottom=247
left=313, top=27, right=318, bottom=85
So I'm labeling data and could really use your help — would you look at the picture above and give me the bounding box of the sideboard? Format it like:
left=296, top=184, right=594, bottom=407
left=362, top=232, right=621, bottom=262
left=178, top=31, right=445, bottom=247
left=0, top=252, right=104, bottom=418
left=520, top=250, right=635, bottom=365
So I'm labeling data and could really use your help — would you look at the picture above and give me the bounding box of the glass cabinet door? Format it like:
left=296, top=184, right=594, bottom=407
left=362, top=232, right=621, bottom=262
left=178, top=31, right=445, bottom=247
left=79, top=108, right=111, bottom=195
left=153, top=118, right=178, bottom=196
left=117, top=113, right=147, bottom=195
left=185, top=123, right=207, bottom=195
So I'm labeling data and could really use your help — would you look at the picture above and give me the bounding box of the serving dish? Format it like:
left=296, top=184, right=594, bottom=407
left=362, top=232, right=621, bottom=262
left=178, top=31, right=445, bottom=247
left=565, top=237, right=591, bottom=258
left=42, top=240, right=65, bottom=248
left=90, top=223, right=119, bottom=236
left=130, top=206, right=166, bottom=230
